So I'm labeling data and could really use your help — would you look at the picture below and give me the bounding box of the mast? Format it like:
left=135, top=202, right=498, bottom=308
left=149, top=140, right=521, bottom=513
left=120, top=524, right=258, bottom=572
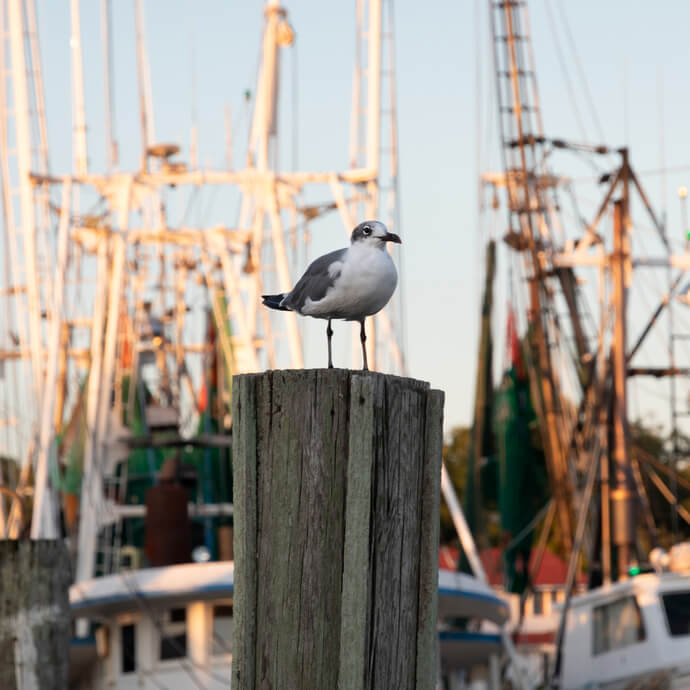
left=31, top=182, right=72, bottom=538
left=7, top=0, right=43, bottom=409
left=611, top=192, right=635, bottom=575
left=490, top=0, right=574, bottom=550
left=70, top=0, right=87, bottom=176
left=487, top=1, right=669, bottom=581
left=101, top=0, right=116, bottom=172
left=134, top=0, right=149, bottom=171
left=0, top=0, right=407, bottom=568
left=349, top=0, right=405, bottom=373
left=0, top=0, right=53, bottom=482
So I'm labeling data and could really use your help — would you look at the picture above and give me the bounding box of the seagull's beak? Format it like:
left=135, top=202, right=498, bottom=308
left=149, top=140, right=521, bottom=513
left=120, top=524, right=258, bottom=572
left=382, top=232, right=402, bottom=244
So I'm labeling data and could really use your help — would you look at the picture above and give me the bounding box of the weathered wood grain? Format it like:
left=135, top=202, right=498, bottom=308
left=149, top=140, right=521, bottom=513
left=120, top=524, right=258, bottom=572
left=364, top=375, right=431, bottom=690
left=0, top=540, right=71, bottom=690
left=232, top=373, right=259, bottom=690
left=232, top=369, right=444, bottom=690
left=416, top=390, right=444, bottom=689
left=338, top=374, right=375, bottom=690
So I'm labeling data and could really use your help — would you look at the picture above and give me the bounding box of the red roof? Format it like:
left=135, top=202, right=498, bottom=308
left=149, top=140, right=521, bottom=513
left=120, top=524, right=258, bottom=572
left=439, top=545, right=458, bottom=570
left=438, top=546, right=585, bottom=586
left=513, top=631, right=554, bottom=646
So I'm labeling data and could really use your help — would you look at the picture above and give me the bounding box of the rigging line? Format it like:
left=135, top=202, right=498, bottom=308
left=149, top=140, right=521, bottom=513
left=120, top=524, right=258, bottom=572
left=622, top=57, right=629, bottom=148
left=235, top=22, right=263, bottom=145
left=503, top=499, right=552, bottom=553
left=211, top=629, right=232, bottom=655
left=668, top=321, right=690, bottom=369
left=181, top=186, right=201, bottom=227
left=200, top=184, right=220, bottom=226
left=570, top=165, right=690, bottom=185
left=630, top=281, right=674, bottom=358
left=1, top=224, right=20, bottom=465
left=633, top=230, right=665, bottom=298
left=543, top=0, right=588, bottom=143
left=519, top=0, right=545, bottom=138
left=246, top=15, right=268, bottom=165
left=554, top=0, right=605, bottom=142
left=188, top=0, right=199, bottom=170
left=101, top=0, right=117, bottom=172
left=645, top=468, right=690, bottom=525
left=482, top=8, right=496, bottom=181
left=475, top=0, right=486, bottom=301
left=474, top=0, right=483, bottom=254
left=561, top=144, right=606, bottom=175
left=382, top=0, right=407, bottom=374
left=291, top=39, right=298, bottom=173
left=657, top=67, right=667, bottom=221
left=636, top=379, right=674, bottom=403
left=631, top=375, right=641, bottom=421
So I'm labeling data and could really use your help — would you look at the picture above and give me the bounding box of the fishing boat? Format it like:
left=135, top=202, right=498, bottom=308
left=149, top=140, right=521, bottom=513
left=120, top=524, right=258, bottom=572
left=455, top=1, right=690, bottom=688
left=0, top=1, right=518, bottom=687
left=562, top=545, right=690, bottom=689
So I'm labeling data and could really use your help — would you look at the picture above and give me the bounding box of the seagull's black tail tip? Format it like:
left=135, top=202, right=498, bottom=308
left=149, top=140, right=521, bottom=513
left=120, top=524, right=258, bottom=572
left=262, top=293, right=291, bottom=311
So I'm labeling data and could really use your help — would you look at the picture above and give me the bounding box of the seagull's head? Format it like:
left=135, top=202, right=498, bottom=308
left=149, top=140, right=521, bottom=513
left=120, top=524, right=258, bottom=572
left=350, top=220, right=402, bottom=249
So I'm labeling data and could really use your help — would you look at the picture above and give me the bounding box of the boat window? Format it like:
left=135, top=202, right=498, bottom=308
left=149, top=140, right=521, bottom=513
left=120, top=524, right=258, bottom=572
left=121, top=623, right=136, bottom=674
left=533, top=591, right=543, bottom=615
left=662, top=592, right=690, bottom=636
left=211, top=604, right=233, bottom=656
left=160, top=608, right=187, bottom=660
left=592, top=596, right=645, bottom=655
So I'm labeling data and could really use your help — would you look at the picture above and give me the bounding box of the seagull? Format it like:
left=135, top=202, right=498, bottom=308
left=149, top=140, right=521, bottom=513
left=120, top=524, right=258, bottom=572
left=262, top=220, right=401, bottom=370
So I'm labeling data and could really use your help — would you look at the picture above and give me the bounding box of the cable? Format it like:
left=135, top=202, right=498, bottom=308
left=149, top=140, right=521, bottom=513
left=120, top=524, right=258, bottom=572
left=554, top=0, right=605, bottom=142
left=635, top=380, right=674, bottom=403
left=543, top=0, right=588, bottom=143
left=504, top=500, right=552, bottom=553
left=291, top=40, right=298, bottom=173
left=571, top=164, right=690, bottom=186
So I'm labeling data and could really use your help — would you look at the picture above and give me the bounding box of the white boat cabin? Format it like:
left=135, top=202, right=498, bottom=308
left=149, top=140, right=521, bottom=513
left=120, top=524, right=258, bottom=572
left=562, top=571, right=690, bottom=689
left=70, top=563, right=234, bottom=689
left=70, top=562, right=512, bottom=689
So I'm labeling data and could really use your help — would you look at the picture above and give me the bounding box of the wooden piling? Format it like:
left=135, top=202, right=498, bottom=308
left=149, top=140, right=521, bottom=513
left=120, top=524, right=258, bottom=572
left=0, top=540, right=71, bottom=689
left=232, top=369, right=444, bottom=690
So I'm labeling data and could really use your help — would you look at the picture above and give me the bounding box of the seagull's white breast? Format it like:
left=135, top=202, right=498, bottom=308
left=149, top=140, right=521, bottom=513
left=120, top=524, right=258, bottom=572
left=303, top=244, right=398, bottom=319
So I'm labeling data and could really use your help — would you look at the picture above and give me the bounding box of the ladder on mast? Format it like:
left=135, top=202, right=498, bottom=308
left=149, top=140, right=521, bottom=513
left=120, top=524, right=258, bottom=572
left=489, top=0, right=599, bottom=552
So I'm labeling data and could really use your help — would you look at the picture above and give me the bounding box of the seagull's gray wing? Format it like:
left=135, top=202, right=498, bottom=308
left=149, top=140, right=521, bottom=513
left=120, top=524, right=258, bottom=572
left=283, top=247, right=347, bottom=313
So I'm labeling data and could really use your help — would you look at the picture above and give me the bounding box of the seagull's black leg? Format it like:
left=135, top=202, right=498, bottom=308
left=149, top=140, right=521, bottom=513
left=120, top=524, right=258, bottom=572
left=360, top=318, right=368, bottom=371
left=327, top=319, right=334, bottom=369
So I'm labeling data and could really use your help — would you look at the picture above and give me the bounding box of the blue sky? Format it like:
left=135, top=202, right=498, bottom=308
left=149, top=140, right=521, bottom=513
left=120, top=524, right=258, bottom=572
left=32, top=1, right=690, bottom=433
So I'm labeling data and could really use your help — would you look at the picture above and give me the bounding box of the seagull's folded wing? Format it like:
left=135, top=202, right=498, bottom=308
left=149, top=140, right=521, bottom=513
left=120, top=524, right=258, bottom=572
left=282, top=247, right=347, bottom=313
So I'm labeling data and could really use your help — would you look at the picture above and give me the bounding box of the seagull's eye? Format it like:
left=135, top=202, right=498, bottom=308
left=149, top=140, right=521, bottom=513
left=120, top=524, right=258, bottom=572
left=363, top=225, right=372, bottom=236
